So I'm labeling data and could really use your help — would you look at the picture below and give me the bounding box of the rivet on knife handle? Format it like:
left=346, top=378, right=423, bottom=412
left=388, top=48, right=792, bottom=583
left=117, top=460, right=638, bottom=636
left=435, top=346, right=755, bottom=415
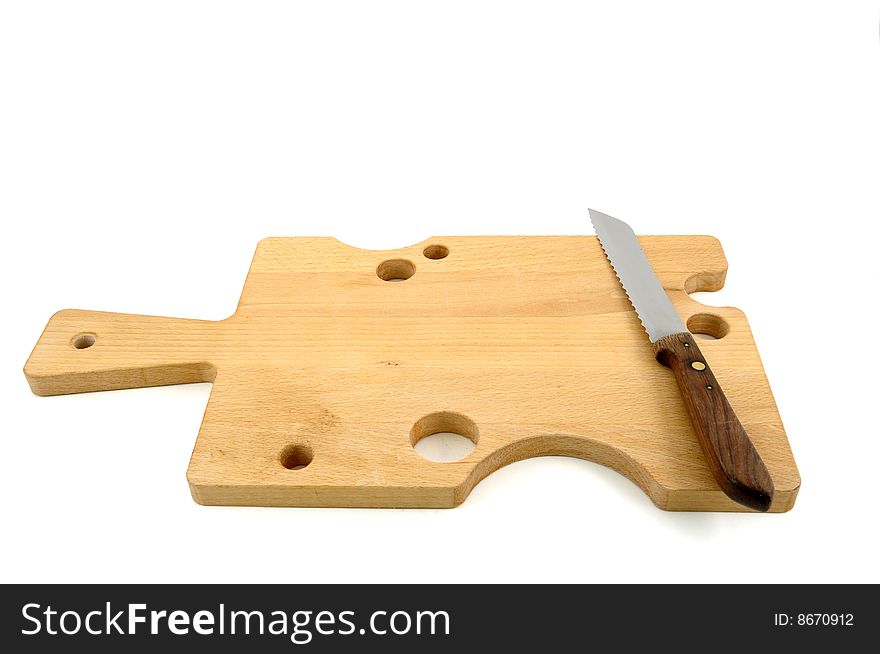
left=589, top=209, right=775, bottom=511
left=653, top=332, right=774, bottom=511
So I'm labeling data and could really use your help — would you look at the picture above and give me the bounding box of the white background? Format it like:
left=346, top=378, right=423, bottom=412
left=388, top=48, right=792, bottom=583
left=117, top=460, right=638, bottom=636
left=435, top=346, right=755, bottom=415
left=1, top=1, right=878, bottom=583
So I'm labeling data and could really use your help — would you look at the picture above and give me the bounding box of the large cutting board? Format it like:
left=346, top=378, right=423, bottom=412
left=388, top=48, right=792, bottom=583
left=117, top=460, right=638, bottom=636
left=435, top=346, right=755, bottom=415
left=24, top=235, right=800, bottom=511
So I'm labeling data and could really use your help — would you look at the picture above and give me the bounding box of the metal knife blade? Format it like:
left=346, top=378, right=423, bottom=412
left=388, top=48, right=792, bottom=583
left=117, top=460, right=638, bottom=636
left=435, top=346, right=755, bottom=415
left=589, top=209, right=685, bottom=342
left=589, top=209, right=775, bottom=511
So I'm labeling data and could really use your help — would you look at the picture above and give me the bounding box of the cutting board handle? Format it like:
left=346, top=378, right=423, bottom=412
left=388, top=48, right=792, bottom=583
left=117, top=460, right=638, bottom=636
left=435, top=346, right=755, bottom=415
left=24, top=309, right=217, bottom=396
left=654, top=332, right=775, bottom=511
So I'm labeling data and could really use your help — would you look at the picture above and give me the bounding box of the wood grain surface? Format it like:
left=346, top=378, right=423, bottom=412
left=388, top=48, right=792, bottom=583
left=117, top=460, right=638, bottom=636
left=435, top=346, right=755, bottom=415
left=23, top=235, right=800, bottom=511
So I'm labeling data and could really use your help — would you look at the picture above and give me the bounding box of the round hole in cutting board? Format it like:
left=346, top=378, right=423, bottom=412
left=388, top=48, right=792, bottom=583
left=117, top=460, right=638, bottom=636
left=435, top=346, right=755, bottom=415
left=687, top=313, right=729, bottom=340
left=423, top=244, right=449, bottom=260
left=71, top=333, right=96, bottom=349
left=411, top=411, right=478, bottom=463
left=279, top=444, right=313, bottom=470
left=377, top=258, right=416, bottom=282
left=415, top=433, right=475, bottom=462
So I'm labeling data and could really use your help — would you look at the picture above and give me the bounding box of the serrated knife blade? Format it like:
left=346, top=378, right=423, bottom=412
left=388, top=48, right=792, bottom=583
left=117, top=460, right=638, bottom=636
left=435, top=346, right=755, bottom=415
left=589, top=209, right=774, bottom=512
left=589, top=209, right=685, bottom=342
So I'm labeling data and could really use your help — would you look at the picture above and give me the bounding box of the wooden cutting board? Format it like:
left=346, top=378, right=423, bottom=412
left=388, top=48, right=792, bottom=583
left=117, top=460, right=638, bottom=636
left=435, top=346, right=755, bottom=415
left=24, top=235, right=800, bottom=511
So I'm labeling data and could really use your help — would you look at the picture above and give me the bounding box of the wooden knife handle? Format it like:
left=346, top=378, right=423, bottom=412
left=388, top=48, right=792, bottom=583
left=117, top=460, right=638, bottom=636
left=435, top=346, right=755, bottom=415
left=653, top=332, right=774, bottom=511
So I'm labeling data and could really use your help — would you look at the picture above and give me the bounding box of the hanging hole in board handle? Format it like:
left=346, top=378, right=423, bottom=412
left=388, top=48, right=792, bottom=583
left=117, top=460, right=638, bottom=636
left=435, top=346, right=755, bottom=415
left=71, top=333, right=97, bottom=349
